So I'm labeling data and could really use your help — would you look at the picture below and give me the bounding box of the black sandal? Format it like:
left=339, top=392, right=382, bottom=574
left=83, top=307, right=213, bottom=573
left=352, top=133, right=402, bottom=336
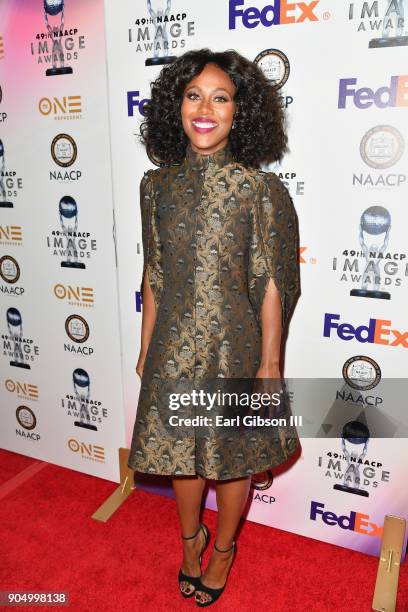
left=178, top=523, right=210, bottom=598
left=194, top=540, right=237, bottom=607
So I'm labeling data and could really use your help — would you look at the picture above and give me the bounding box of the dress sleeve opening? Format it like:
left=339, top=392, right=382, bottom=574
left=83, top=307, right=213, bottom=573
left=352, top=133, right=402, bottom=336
left=247, top=172, right=299, bottom=331
left=140, top=171, right=164, bottom=311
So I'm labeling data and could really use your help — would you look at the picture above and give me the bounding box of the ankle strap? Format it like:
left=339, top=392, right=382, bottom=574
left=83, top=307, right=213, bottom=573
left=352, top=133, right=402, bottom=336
left=181, top=523, right=202, bottom=540
left=214, top=540, right=235, bottom=553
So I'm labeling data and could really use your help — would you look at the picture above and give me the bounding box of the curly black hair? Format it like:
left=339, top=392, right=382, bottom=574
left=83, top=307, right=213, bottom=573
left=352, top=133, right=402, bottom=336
left=140, top=48, right=288, bottom=169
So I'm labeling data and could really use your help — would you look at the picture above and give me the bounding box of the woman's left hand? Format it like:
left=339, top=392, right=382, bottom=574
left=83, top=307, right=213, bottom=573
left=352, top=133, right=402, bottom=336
left=254, top=365, right=285, bottom=419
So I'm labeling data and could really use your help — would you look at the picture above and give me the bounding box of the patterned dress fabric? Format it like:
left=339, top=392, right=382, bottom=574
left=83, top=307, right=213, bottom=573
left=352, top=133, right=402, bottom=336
left=128, top=142, right=300, bottom=480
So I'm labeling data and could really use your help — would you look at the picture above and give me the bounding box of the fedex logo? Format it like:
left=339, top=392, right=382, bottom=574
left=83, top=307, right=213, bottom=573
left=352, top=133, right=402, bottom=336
left=127, top=91, right=149, bottom=117
left=323, top=313, right=408, bottom=348
left=229, top=0, right=319, bottom=29
left=310, top=501, right=383, bottom=538
left=338, top=76, right=408, bottom=109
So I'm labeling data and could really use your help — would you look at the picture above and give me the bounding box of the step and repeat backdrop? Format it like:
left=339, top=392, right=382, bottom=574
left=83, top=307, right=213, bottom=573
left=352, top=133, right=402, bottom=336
left=0, top=0, right=125, bottom=482
left=1, top=0, right=408, bottom=560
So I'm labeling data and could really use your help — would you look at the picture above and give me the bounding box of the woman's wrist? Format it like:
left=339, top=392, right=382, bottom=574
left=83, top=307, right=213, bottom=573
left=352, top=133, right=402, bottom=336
left=257, top=362, right=281, bottom=378
left=138, top=347, right=148, bottom=363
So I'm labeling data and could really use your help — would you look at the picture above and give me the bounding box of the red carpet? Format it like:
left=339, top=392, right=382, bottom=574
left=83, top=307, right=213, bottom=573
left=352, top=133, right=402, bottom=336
left=1, top=448, right=407, bottom=611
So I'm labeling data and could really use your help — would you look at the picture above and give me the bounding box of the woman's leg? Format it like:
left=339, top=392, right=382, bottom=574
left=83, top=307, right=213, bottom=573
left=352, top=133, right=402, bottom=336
left=172, top=475, right=207, bottom=587
left=196, top=476, right=250, bottom=598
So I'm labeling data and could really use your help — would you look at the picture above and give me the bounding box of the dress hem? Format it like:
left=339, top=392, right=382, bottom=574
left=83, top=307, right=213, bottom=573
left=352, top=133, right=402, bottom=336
left=127, top=438, right=300, bottom=481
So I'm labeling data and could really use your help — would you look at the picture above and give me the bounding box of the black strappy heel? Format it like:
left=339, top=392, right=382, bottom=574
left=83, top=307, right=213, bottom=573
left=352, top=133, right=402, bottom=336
left=194, top=540, right=237, bottom=607
left=178, top=523, right=210, bottom=598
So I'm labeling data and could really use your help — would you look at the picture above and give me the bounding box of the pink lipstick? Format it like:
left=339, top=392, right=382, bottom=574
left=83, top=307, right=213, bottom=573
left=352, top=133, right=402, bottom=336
left=191, top=117, right=218, bottom=134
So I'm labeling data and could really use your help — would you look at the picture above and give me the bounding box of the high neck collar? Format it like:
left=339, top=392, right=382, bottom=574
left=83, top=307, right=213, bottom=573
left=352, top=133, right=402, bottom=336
left=183, top=141, right=233, bottom=171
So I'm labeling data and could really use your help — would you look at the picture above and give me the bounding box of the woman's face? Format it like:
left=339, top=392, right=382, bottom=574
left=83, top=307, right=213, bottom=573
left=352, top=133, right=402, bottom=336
left=181, top=62, right=237, bottom=155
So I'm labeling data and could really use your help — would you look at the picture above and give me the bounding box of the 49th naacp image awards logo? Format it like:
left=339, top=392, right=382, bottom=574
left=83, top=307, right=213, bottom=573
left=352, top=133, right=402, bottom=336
left=129, top=1, right=195, bottom=65
left=331, top=205, right=407, bottom=299
left=16, top=405, right=41, bottom=441
left=342, top=355, right=382, bottom=391
left=254, top=49, right=293, bottom=109
left=0, top=138, right=24, bottom=208
left=50, top=133, right=81, bottom=182
left=0, top=255, right=25, bottom=296
left=348, top=0, right=408, bottom=47
left=317, top=422, right=390, bottom=498
left=353, top=125, right=406, bottom=188
left=46, top=196, right=97, bottom=268
left=30, top=0, right=86, bottom=75
left=2, top=307, right=40, bottom=369
left=61, top=368, right=107, bottom=431
left=64, top=314, right=94, bottom=356
left=0, top=84, right=7, bottom=124
left=39, top=95, right=82, bottom=120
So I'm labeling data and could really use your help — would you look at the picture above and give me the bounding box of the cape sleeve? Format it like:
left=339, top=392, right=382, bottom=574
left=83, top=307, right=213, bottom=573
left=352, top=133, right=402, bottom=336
left=140, top=169, right=164, bottom=309
left=248, top=171, right=300, bottom=329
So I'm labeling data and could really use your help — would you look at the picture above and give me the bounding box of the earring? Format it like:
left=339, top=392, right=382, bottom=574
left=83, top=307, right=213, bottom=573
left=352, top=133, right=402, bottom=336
left=231, top=118, right=236, bottom=130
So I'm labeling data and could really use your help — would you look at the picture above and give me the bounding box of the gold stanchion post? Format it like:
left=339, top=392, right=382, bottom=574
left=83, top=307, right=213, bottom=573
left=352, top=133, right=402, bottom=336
left=372, top=515, right=406, bottom=612
left=91, top=448, right=135, bottom=522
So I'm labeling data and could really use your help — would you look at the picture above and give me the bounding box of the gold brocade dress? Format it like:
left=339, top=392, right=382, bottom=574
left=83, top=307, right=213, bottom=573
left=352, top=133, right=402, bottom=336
left=128, top=142, right=301, bottom=480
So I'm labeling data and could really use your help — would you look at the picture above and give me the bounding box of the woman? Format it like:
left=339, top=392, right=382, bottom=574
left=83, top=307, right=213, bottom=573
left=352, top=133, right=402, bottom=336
left=127, top=48, right=301, bottom=606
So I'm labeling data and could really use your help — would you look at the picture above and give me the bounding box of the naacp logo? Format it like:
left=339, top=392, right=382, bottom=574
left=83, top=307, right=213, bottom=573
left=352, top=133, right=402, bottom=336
left=251, top=470, right=274, bottom=490
left=249, top=470, right=276, bottom=504
left=0, top=255, right=24, bottom=296
left=254, top=48, right=290, bottom=89
left=64, top=314, right=93, bottom=356
left=16, top=405, right=37, bottom=430
left=354, top=125, right=406, bottom=188
left=342, top=356, right=381, bottom=391
left=360, top=125, right=404, bottom=169
left=65, top=314, right=90, bottom=343
left=0, top=255, right=20, bottom=284
left=51, top=133, right=77, bottom=167
left=254, top=48, right=293, bottom=107
left=0, top=84, right=6, bottom=124
left=353, top=125, right=407, bottom=189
